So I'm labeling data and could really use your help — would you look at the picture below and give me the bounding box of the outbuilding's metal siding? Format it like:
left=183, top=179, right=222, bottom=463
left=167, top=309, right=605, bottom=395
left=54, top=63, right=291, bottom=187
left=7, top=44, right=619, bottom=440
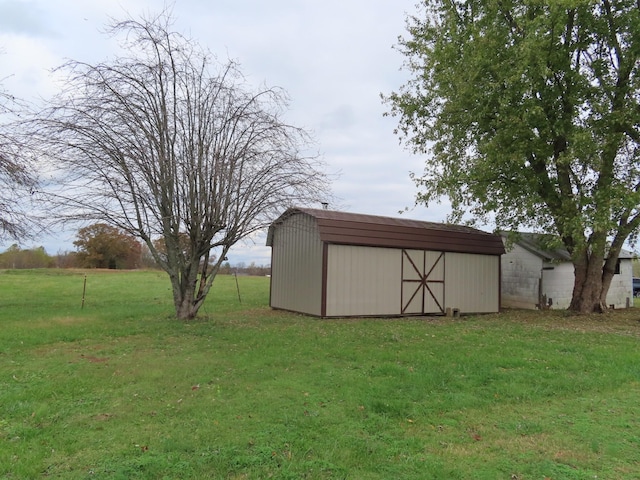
left=325, top=245, right=400, bottom=317
left=269, top=212, right=323, bottom=316
left=444, top=253, right=501, bottom=313
left=323, top=248, right=501, bottom=317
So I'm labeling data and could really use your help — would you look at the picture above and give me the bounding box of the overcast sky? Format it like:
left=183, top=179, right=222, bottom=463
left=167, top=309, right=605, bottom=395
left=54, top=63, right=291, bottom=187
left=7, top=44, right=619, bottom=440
left=0, top=0, right=454, bottom=265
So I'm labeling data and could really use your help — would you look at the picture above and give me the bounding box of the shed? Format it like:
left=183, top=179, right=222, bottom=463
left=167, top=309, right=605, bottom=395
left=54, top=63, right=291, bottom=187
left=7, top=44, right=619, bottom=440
left=501, top=232, right=634, bottom=309
left=266, top=208, right=505, bottom=318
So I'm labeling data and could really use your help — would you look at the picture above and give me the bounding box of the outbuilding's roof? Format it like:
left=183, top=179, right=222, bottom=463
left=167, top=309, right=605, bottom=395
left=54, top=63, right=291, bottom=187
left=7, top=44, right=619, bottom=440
left=267, top=208, right=505, bottom=255
left=501, top=231, right=635, bottom=261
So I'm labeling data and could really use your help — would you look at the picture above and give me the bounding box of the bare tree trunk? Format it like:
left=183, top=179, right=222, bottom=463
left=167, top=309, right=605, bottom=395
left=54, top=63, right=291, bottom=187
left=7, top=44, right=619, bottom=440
left=167, top=248, right=229, bottom=320
left=169, top=269, right=199, bottom=320
left=175, top=292, right=197, bottom=320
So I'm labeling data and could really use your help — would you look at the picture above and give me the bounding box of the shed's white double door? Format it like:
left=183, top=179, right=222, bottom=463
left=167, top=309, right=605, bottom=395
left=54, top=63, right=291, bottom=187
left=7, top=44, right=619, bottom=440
left=401, top=249, right=445, bottom=315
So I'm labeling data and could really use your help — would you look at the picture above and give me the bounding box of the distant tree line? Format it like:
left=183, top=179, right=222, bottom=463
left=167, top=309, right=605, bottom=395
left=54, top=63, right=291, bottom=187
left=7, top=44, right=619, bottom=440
left=0, top=222, right=270, bottom=275
left=0, top=244, right=56, bottom=269
left=219, top=261, right=271, bottom=277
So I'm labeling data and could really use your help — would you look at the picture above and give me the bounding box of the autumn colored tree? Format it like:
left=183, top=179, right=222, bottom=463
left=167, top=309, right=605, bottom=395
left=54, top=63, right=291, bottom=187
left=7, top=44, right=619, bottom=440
left=74, top=223, right=141, bottom=269
left=386, top=0, right=640, bottom=313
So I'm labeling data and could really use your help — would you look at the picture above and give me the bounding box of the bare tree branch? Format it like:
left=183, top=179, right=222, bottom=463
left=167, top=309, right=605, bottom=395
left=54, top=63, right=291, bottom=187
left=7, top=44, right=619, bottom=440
left=0, top=85, right=40, bottom=241
left=36, top=11, right=331, bottom=319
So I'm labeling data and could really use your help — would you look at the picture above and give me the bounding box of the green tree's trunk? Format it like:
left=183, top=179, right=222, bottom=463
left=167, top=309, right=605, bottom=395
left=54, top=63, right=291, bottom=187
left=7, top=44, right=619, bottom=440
left=569, top=261, right=606, bottom=313
left=568, top=240, right=615, bottom=313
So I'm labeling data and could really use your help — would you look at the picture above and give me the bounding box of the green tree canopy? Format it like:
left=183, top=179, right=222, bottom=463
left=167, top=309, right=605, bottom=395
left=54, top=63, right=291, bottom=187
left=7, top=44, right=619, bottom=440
left=386, top=0, right=640, bottom=313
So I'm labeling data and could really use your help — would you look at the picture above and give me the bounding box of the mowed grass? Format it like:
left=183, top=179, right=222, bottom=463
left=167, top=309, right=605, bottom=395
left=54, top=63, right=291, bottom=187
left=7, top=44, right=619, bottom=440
left=2, top=270, right=640, bottom=479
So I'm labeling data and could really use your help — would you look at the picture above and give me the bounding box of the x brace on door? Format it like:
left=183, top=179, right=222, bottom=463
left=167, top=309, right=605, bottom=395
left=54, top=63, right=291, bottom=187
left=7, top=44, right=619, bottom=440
left=401, top=250, right=445, bottom=314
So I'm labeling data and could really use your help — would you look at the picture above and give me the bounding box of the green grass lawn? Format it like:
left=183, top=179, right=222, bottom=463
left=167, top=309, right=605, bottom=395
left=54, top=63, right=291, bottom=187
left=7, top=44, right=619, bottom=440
left=2, top=269, right=640, bottom=479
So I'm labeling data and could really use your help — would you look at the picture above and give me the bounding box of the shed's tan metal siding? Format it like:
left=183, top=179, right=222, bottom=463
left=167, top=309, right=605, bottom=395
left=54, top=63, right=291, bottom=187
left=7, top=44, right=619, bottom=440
left=444, top=253, right=500, bottom=313
left=324, top=245, right=401, bottom=317
left=269, top=212, right=323, bottom=316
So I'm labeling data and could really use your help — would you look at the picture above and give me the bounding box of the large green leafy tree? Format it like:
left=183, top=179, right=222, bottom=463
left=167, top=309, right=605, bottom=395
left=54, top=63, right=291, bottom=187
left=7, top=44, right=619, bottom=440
left=386, top=0, right=640, bottom=313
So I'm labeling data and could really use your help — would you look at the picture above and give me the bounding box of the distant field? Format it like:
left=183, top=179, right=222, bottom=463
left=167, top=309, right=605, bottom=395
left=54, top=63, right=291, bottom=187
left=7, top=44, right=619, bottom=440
left=2, top=269, right=640, bottom=479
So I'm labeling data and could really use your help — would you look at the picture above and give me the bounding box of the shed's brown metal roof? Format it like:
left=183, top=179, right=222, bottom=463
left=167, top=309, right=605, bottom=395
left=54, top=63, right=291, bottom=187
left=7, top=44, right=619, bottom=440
left=268, top=208, right=505, bottom=255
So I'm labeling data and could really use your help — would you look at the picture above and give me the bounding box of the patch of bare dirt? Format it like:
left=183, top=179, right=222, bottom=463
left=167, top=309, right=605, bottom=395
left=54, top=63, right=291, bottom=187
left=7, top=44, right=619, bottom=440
left=80, top=354, right=110, bottom=363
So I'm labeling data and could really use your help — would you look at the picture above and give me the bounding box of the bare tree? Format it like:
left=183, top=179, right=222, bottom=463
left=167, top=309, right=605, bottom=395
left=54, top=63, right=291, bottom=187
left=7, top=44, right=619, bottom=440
left=38, top=13, right=330, bottom=319
left=0, top=86, right=39, bottom=241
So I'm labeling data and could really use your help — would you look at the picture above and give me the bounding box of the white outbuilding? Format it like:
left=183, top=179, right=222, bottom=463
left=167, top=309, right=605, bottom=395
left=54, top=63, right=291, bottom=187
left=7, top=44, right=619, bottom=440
left=266, top=208, right=505, bottom=318
left=501, top=232, right=634, bottom=309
